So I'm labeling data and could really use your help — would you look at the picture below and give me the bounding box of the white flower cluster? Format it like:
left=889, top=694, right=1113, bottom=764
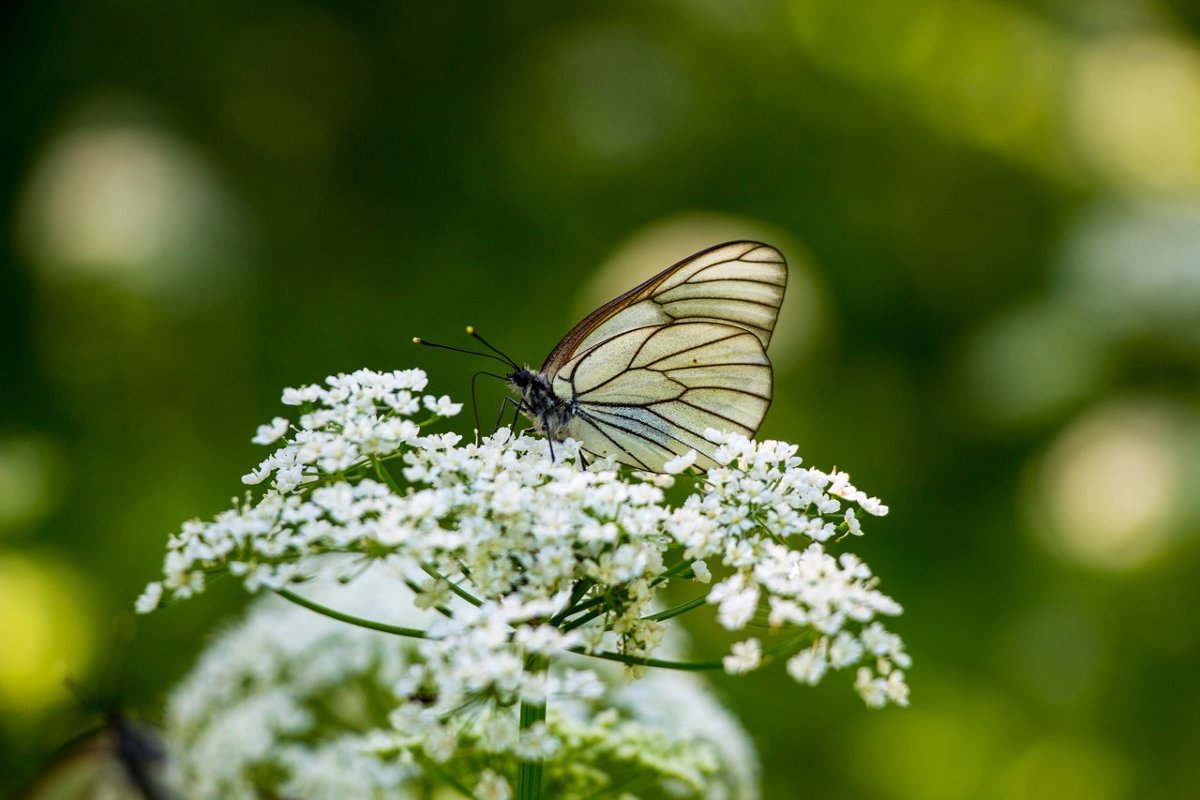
left=166, top=570, right=759, bottom=799
left=140, top=366, right=909, bottom=775
left=682, top=432, right=909, bottom=707
left=241, top=367, right=460, bottom=494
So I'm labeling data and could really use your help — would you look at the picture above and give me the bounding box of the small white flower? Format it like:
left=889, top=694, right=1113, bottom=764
left=561, top=668, right=605, bottom=700
left=514, top=722, right=560, bottom=759
left=134, top=581, right=163, bottom=614
left=709, top=575, right=759, bottom=630
left=636, top=470, right=676, bottom=488
left=423, top=723, right=457, bottom=762
left=251, top=416, right=290, bottom=446
left=281, top=384, right=323, bottom=405
left=787, top=640, right=829, bottom=686
left=855, top=666, right=888, bottom=708
left=422, top=394, right=463, bottom=417
left=723, top=638, right=762, bottom=674
left=662, top=449, right=698, bottom=474
left=518, top=671, right=550, bottom=703
left=828, top=631, right=864, bottom=668
left=690, top=560, right=711, bottom=584
left=886, top=669, right=910, bottom=707
left=241, top=463, right=271, bottom=485
left=475, top=770, right=511, bottom=800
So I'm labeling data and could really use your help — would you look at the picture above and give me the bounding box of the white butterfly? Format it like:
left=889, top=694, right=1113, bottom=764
left=508, top=241, right=786, bottom=471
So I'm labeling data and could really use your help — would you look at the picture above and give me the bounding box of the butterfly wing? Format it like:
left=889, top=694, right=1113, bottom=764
left=551, top=321, right=771, bottom=470
left=541, top=241, right=787, bottom=376
left=20, top=718, right=171, bottom=800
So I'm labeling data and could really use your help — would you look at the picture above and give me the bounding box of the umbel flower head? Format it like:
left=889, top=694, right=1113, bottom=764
left=140, top=367, right=909, bottom=795
left=167, top=568, right=760, bottom=799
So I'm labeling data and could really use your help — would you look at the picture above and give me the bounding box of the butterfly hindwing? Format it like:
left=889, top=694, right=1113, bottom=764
left=553, top=321, right=772, bottom=469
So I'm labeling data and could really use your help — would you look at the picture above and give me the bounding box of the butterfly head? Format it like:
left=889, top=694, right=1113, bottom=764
left=508, top=367, right=574, bottom=440
left=508, top=367, right=553, bottom=404
left=508, top=367, right=558, bottom=398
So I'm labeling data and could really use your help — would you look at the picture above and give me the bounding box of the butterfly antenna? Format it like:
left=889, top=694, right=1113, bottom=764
left=412, top=337, right=514, bottom=369
left=470, top=370, right=508, bottom=437
left=466, top=326, right=520, bottom=370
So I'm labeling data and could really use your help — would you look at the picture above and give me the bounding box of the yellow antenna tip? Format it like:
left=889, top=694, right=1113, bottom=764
left=412, top=337, right=423, bottom=344
left=465, top=325, right=476, bottom=335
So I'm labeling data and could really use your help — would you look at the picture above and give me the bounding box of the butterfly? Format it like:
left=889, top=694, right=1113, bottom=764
left=19, top=712, right=174, bottom=800
left=505, top=240, right=787, bottom=471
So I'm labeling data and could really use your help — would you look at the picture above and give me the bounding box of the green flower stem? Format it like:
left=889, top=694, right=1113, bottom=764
left=561, top=590, right=706, bottom=632
left=560, top=605, right=606, bottom=633
left=370, top=455, right=404, bottom=494
left=412, top=751, right=476, bottom=798
left=418, top=562, right=484, bottom=607
left=642, top=594, right=707, bottom=622
left=277, top=586, right=807, bottom=673
left=572, top=633, right=812, bottom=672
left=549, top=579, right=596, bottom=625
left=401, top=578, right=455, bottom=619
left=273, top=587, right=430, bottom=639
left=570, top=648, right=724, bottom=671
left=517, top=654, right=549, bottom=800
left=651, top=559, right=697, bottom=585
left=557, top=593, right=605, bottom=620
left=278, top=588, right=730, bottom=672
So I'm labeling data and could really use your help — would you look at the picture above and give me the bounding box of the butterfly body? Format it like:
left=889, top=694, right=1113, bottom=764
left=508, top=241, right=787, bottom=472
left=509, top=367, right=576, bottom=441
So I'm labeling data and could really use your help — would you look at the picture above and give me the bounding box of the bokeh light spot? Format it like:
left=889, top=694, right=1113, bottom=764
left=511, top=23, right=699, bottom=166
left=16, top=98, right=248, bottom=308
left=953, top=301, right=1108, bottom=431
left=994, top=734, right=1132, bottom=800
left=789, top=0, right=1067, bottom=174
left=0, top=554, right=96, bottom=714
left=0, top=434, right=65, bottom=536
left=1058, top=196, right=1200, bottom=348
left=848, top=695, right=1011, bottom=800
left=1026, top=401, right=1187, bottom=571
left=1070, top=34, right=1200, bottom=191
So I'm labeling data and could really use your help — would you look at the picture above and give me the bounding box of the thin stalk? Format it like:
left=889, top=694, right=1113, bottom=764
left=370, top=455, right=404, bottom=494
left=569, top=648, right=724, bottom=671
left=556, top=593, right=605, bottom=621
left=517, top=654, right=549, bottom=800
left=571, top=633, right=813, bottom=672
left=560, top=605, right=606, bottom=633
left=642, top=594, right=707, bottom=622
left=412, top=750, right=476, bottom=798
left=274, top=587, right=429, bottom=639
left=549, top=579, right=595, bottom=625
left=650, top=559, right=695, bottom=586
left=418, top=562, right=484, bottom=607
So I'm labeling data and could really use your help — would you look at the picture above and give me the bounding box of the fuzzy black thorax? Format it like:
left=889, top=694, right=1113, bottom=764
left=508, top=368, right=576, bottom=441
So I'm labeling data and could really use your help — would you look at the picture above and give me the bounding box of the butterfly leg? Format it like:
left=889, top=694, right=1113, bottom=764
left=508, top=400, right=522, bottom=434
left=492, top=396, right=521, bottom=434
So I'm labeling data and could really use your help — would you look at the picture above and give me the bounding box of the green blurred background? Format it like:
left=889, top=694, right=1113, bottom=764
left=4, top=1, right=1200, bottom=797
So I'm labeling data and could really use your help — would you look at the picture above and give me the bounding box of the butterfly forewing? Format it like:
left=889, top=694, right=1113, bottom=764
left=541, top=241, right=786, bottom=376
